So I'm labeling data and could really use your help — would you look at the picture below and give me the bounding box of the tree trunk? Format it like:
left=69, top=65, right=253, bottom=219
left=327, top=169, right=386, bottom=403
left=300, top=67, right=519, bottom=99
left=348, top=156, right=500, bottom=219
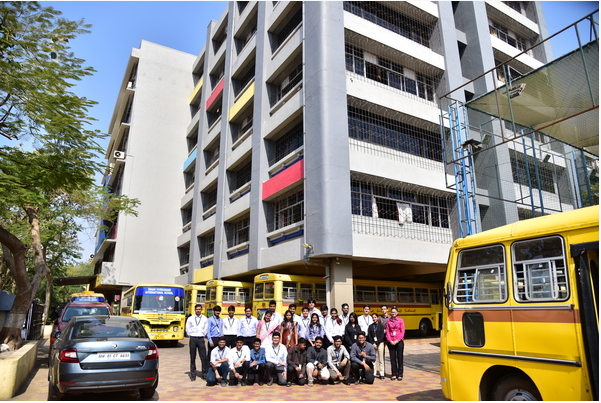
left=0, top=207, right=49, bottom=350
left=43, top=273, right=52, bottom=324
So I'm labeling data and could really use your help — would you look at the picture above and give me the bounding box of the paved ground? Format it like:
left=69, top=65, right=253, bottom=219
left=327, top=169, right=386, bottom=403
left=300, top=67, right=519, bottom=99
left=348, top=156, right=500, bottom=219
left=11, top=332, right=446, bottom=401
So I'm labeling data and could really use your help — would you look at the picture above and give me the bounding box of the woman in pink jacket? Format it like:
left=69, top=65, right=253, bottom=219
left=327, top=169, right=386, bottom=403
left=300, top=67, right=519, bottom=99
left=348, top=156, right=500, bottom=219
left=385, top=306, right=405, bottom=380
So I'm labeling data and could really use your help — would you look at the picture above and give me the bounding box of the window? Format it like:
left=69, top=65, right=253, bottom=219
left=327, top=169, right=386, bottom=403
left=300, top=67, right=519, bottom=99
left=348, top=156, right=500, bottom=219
left=415, top=288, right=430, bottom=303
left=208, top=287, right=217, bottom=302
left=283, top=281, right=297, bottom=299
left=229, top=160, right=252, bottom=194
left=462, top=312, right=485, bottom=347
left=267, top=122, right=303, bottom=166
left=315, top=284, right=326, bottom=301
left=205, top=143, right=220, bottom=169
left=351, top=179, right=451, bottom=229
left=300, top=283, right=313, bottom=300
left=398, top=287, right=415, bottom=302
left=355, top=285, right=376, bottom=302
left=343, top=2, right=433, bottom=48
left=223, top=287, right=237, bottom=302
left=232, top=109, right=253, bottom=144
left=503, top=1, right=522, bottom=13
left=267, top=188, right=304, bottom=232
left=227, top=215, right=250, bottom=247
left=202, top=186, right=218, bottom=212
left=232, top=60, right=255, bottom=98
left=272, top=5, right=302, bottom=50
left=182, top=206, right=193, bottom=227
left=510, top=151, right=560, bottom=194
left=348, top=106, right=442, bottom=162
left=378, top=286, right=396, bottom=302
left=238, top=288, right=251, bottom=302
left=254, top=283, right=264, bottom=299
left=276, top=64, right=302, bottom=102
left=265, top=282, right=275, bottom=299
left=430, top=289, right=439, bottom=305
left=345, top=44, right=364, bottom=76
left=513, top=236, right=568, bottom=302
left=455, top=245, right=507, bottom=303
left=199, top=232, right=215, bottom=259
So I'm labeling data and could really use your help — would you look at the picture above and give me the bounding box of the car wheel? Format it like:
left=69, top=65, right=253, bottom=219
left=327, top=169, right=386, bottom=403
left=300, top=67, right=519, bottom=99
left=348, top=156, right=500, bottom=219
left=47, top=381, right=64, bottom=401
left=418, top=319, right=432, bottom=337
left=492, top=374, right=541, bottom=401
left=140, top=374, right=158, bottom=399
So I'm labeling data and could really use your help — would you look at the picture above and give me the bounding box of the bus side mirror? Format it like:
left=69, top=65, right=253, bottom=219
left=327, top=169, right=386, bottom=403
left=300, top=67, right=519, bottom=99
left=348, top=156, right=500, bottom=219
left=444, top=282, right=452, bottom=309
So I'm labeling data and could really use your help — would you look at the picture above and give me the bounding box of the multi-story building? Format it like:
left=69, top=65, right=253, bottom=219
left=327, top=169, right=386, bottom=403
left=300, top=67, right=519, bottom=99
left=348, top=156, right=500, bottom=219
left=93, top=2, right=553, bottom=308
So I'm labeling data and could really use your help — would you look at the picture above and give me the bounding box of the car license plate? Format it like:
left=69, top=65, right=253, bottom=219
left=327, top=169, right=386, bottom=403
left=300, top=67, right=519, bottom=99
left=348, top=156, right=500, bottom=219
left=97, top=352, right=131, bottom=360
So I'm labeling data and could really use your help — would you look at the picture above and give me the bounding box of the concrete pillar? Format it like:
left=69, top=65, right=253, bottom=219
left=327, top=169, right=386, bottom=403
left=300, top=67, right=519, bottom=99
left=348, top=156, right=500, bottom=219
left=329, top=258, right=354, bottom=312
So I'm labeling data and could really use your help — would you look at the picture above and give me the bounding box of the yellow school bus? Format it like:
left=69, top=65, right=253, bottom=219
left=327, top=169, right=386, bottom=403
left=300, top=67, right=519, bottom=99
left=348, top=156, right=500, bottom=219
left=184, top=284, right=206, bottom=316
left=205, top=279, right=252, bottom=317
left=441, top=205, right=599, bottom=400
left=121, top=283, right=185, bottom=346
left=253, top=273, right=442, bottom=335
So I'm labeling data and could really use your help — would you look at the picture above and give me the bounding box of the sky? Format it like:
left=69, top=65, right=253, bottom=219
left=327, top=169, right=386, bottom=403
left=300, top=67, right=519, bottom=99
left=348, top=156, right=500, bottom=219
left=30, top=1, right=601, bottom=261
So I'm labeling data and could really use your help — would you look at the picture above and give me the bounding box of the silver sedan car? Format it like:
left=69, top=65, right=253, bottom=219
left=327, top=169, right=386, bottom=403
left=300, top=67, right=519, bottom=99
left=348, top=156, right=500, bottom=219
left=48, top=315, right=159, bottom=400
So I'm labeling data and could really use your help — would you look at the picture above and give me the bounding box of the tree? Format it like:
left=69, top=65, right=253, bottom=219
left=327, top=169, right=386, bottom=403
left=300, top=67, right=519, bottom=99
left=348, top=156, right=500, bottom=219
left=0, top=2, right=137, bottom=349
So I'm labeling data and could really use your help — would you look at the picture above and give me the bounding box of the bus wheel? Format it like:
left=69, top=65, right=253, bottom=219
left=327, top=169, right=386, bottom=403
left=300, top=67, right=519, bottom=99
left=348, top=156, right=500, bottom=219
left=492, top=375, right=541, bottom=401
left=418, top=319, right=432, bottom=337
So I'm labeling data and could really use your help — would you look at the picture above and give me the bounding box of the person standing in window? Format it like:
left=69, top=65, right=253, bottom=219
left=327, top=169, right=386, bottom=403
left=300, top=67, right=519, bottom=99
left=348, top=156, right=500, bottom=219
left=368, top=313, right=386, bottom=380
left=386, top=306, right=405, bottom=381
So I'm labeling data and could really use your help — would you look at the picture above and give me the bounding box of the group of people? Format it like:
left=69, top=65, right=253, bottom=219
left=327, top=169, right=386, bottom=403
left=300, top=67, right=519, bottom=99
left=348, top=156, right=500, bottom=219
left=185, top=299, right=405, bottom=387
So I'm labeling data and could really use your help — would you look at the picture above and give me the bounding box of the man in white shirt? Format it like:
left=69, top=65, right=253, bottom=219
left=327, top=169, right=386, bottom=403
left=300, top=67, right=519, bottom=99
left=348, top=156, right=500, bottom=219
left=228, top=336, right=250, bottom=386
left=207, top=337, right=230, bottom=387
left=237, top=307, right=259, bottom=348
left=298, top=307, right=311, bottom=340
left=340, top=303, right=351, bottom=326
left=359, top=305, right=373, bottom=333
left=223, top=305, right=240, bottom=348
left=327, top=335, right=351, bottom=384
left=185, top=304, right=208, bottom=381
left=264, top=332, right=288, bottom=386
left=319, top=305, right=331, bottom=348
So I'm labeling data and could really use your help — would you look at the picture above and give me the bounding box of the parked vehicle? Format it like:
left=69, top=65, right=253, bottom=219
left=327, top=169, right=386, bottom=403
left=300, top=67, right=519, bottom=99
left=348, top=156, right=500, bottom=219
left=48, top=315, right=159, bottom=400
left=49, top=291, right=113, bottom=349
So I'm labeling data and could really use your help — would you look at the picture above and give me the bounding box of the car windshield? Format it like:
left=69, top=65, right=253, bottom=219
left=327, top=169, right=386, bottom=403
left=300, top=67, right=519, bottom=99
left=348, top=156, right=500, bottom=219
left=71, top=318, right=148, bottom=339
left=133, top=286, right=185, bottom=313
left=63, top=306, right=110, bottom=322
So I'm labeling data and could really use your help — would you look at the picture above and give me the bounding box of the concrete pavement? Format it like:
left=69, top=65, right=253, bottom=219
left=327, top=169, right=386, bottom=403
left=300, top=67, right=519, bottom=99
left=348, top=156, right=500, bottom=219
left=11, top=332, right=446, bottom=401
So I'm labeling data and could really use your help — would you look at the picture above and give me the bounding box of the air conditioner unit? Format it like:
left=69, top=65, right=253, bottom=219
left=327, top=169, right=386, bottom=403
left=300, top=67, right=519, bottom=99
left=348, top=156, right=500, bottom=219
left=113, top=150, right=126, bottom=160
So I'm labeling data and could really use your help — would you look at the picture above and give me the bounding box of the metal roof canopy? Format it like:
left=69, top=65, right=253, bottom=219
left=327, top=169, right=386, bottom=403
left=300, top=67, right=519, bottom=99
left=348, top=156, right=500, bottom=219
left=53, top=275, right=97, bottom=287
left=467, top=39, right=599, bottom=156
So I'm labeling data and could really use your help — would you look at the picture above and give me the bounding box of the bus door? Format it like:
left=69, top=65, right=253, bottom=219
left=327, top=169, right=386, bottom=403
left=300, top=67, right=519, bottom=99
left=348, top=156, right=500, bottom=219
left=572, top=241, right=599, bottom=400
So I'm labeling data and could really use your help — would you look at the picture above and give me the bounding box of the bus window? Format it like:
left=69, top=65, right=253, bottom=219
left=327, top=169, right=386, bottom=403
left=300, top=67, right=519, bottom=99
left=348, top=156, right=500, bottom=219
left=239, top=288, right=250, bottom=302
left=430, top=289, right=439, bottom=305
left=455, top=245, right=506, bottom=303
left=316, top=284, right=326, bottom=301
left=197, top=291, right=206, bottom=303
left=377, top=286, right=396, bottom=302
left=512, top=236, right=568, bottom=301
left=208, top=287, right=217, bottom=302
left=283, top=282, right=297, bottom=299
left=300, top=283, right=313, bottom=300
left=223, top=287, right=236, bottom=302
left=254, top=283, right=264, bottom=299
left=265, top=282, right=275, bottom=299
left=416, top=288, right=430, bottom=303
left=398, top=288, right=415, bottom=302
left=356, top=285, right=376, bottom=302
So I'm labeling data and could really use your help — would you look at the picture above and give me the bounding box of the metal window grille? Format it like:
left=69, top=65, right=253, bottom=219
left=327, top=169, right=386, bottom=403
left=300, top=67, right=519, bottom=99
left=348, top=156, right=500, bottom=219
left=205, top=145, right=220, bottom=169
left=347, top=105, right=443, bottom=162
left=276, top=64, right=302, bottom=102
left=184, top=170, right=195, bottom=188
left=223, top=287, right=237, bottom=302
left=202, top=187, right=217, bottom=211
left=512, top=236, right=568, bottom=302
left=351, top=174, right=454, bottom=244
left=490, top=22, right=531, bottom=55
left=266, top=187, right=304, bottom=232
left=178, top=246, right=190, bottom=266
left=343, top=1, right=434, bottom=49
left=503, top=1, right=522, bottom=13
left=510, top=151, right=561, bottom=194
left=274, top=6, right=302, bottom=50
left=227, top=214, right=250, bottom=247
left=455, top=245, right=506, bottom=303
left=283, top=282, right=298, bottom=299
left=232, top=109, right=253, bottom=144
left=233, top=62, right=256, bottom=97
left=187, top=132, right=198, bottom=153
left=345, top=45, right=437, bottom=102
left=182, top=207, right=193, bottom=225
left=199, top=232, right=215, bottom=258
left=267, top=122, right=303, bottom=166
left=121, top=95, right=133, bottom=124
left=232, top=160, right=252, bottom=192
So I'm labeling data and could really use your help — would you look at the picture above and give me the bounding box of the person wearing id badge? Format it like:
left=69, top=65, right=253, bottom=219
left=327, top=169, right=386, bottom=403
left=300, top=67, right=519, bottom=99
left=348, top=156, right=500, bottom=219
left=343, top=312, right=360, bottom=353
left=385, top=306, right=405, bottom=381
left=367, top=313, right=386, bottom=380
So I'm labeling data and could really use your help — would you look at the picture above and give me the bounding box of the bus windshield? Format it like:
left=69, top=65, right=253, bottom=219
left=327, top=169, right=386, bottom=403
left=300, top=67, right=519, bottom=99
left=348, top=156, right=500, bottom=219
left=134, top=286, right=185, bottom=313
